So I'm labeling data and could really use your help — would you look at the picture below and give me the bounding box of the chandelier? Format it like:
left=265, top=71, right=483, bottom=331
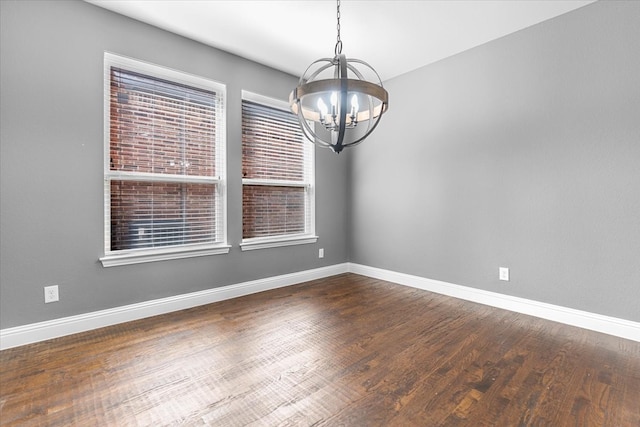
left=289, top=0, right=389, bottom=154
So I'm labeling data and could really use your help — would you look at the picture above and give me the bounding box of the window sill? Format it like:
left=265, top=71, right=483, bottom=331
left=240, top=235, right=318, bottom=251
left=100, top=244, right=231, bottom=267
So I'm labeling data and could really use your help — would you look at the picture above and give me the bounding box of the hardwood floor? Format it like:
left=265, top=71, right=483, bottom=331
left=1, top=273, right=639, bottom=426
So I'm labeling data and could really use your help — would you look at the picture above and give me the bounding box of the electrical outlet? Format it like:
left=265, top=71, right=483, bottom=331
left=499, top=267, right=510, bottom=282
left=319, top=248, right=324, bottom=259
left=44, top=285, right=59, bottom=303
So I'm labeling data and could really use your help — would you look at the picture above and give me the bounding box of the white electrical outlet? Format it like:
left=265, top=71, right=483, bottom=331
left=44, top=285, right=59, bottom=303
left=319, top=248, right=324, bottom=259
left=499, top=267, right=510, bottom=282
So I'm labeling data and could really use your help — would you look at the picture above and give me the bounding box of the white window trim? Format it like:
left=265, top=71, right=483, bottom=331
left=100, top=244, right=231, bottom=267
left=240, top=90, right=317, bottom=251
left=240, top=235, right=318, bottom=252
left=100, top=52, right=229, bottom=267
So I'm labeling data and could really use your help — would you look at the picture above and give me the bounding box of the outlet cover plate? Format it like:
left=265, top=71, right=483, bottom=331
left=499, top=267, right=510, bottom=281
left=44, top=285, right=59, bottom=303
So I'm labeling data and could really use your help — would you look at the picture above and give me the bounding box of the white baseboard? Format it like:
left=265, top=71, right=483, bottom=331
left=3, top=262, right=637, bottom=350
left=0, top=263, right=349, bottom=350
left=348, top=263, right=640, bottom=342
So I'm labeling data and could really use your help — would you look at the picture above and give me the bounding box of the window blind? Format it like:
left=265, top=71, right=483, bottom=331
left=109, top=68, right=218, bottom=178
left=105, top=55, right=226, bottom=256
left=241, top=98, right=314, bottom=240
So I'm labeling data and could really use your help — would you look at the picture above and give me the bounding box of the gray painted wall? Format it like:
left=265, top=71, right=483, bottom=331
left=0, top=0, right=348, bottom=328
left=2, top=0, right=638, bottom=331
left=349, top=1, right=640, bottom=322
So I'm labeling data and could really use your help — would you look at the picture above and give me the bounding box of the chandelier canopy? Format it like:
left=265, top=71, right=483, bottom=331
left=289, top=0, right=389, bottom=154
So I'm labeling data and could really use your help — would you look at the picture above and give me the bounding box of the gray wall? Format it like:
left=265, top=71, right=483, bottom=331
left=0, top=0, right=348, bottom=328
left=2, top=0, right=638, bottom=331
left=350, top=0, right=640, bottom=322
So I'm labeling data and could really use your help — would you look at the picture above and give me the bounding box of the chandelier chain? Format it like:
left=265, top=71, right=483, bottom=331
left=335, top=0, right=342, bottom=55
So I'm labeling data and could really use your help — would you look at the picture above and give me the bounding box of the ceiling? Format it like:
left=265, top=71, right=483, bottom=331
left=86, top=0, right=595, bottom=81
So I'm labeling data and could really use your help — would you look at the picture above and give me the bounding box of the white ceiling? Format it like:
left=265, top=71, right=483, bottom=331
left=86, top=0, right=595, bottom=81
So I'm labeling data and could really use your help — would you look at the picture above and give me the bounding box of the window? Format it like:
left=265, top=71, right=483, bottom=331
left=101, top=53, right=228, bottom=267
left=240, top=91, right=316, bottom=250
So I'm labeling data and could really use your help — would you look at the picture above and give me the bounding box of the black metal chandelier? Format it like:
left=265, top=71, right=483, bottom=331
left=289, top=0, right=389, bottom=154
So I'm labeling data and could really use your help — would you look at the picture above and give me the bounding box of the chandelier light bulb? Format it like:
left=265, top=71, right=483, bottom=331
left=350, top=94, right=359, bottom=116
left=317, top=98, right=328, bottom=117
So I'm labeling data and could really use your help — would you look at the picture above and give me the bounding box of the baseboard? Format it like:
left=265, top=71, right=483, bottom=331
left=3, top=262, right=637, bottom=350
left=0, top=263, right=349, bottom=350
left=348, top=263, right=640, bottom=342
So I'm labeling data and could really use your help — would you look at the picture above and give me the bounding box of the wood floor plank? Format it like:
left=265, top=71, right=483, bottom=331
left=1, top=273, right=639, bottom=426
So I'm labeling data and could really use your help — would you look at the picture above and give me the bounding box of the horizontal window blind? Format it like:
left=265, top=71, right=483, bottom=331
left=242, top=185, right=306, bottom=239
left=105, top=54, right=226, bottom=255
left=242, top=100, right=306, bottom=181
left=110, top=181, right=217, bottom=250
left=110, top=68, right=218, bottom=178
left=241, top=97, right=314, bottom=240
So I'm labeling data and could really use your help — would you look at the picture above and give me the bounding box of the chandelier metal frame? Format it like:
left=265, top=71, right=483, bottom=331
left=289, top=0, right=389, bottom=154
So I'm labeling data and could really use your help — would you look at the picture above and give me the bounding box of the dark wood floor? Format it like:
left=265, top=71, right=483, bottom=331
left=1, top=273, right=639, bottom=426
